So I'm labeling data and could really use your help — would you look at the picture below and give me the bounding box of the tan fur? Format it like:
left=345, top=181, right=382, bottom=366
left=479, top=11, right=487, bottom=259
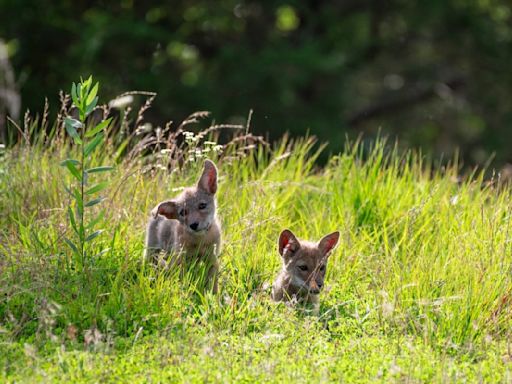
left=144, top=160, right=221, bottom=292
left=272, top=229, right=340, bottom=313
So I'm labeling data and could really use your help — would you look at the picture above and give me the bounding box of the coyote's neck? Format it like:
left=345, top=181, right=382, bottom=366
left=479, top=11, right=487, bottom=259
left=175, top=217, right=221, bottom=258
left=274, top=270, right=319, bottom=304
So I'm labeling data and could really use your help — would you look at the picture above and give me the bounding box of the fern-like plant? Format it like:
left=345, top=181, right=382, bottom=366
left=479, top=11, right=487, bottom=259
left=61, top=76, right=113, bottom=272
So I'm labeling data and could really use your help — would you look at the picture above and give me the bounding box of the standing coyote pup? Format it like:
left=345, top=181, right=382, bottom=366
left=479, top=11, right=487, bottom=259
left=145, top=160, right=221, bottom=292
left=272, top=229, right=340, bottom=312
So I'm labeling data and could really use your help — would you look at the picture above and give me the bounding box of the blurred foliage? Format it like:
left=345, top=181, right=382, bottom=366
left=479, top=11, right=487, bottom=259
left=1, top=0, right=512, bottom=165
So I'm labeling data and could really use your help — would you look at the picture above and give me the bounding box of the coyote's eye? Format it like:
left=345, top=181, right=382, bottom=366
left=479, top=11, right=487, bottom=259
left=319, top=265, right=326, bottom=272
left=298, top=265, right=308, bottom=271
left=179, top=209, right=187, bottom=217
left=198, top=203, right=207, bottom=210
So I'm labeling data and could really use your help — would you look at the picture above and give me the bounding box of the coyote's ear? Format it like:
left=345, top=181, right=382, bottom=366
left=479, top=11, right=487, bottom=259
left=318, top=231, right=340, bottom=256
left=198, top=160, right=218, bottom=194
left=278, top=229, right=300, bottom=257
left=154, top=200, right=178, bottom=219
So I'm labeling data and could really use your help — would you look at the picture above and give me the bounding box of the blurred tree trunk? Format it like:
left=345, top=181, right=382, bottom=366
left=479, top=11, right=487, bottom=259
left=0, top=39, right=20, bottom=144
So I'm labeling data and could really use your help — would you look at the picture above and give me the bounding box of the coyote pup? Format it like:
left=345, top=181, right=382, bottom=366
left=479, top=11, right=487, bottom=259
left=272, top=229, right=340, bottom=312
left=145, top=160, right=221, bottom=292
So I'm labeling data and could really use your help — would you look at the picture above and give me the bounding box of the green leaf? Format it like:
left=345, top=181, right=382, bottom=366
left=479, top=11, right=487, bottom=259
left=86, top=181, right=108, bottom=195
left=82, top=76, right=92, bottom=95
left=76, top=83, right=83, bottom=109
left=85, top=97, right=98, bottom=116
left=71, top=83, right=78, bottom=107
left=60, top=158, right=80, bottom=167
left=66, top=117, right=82, bottom=130
left=84, top=132, right=104, bottom=157
left=86, top=82, right=99, bottom=107
left=64, top=237, right=80, bottom=255
left=68, top=206, right=79, bottom=235
left=85, top=230, right=103, bottom=242
left=76, top=203, right=83, bottom=218
left=85, top=197, right=105, bottom=207
left=65, top=161, right=82, bottom=182
left=85, top=118, right=112, bottom=138
left=65, top=117, right=83, bottom=145
left=94, top=248, right=110, bottom=258
left=86, top=166, right=114, bottom=173
left=73, top=188, right=84, bottom=213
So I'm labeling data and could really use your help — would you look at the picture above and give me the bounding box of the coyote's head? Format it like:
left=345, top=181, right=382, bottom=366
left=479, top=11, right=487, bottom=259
left=154, top=160, right=218, bottom=235
left=278, top=229, right=340, bottom=295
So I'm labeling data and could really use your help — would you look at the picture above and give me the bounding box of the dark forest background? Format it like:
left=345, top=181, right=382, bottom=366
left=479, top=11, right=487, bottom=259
left=1, top=0, right=512, bottom=165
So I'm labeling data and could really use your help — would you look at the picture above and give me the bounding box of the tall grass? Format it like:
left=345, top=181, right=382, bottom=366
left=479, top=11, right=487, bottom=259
left=1, top=89, right=511, bottom=382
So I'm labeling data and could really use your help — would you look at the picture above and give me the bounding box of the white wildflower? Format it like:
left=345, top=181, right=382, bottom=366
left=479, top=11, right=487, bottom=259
left=136, top=123, right=152, bottom=135
left=108, top=95, right=134, bottom=109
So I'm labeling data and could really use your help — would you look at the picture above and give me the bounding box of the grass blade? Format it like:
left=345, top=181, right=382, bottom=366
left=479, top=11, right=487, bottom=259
left=113, top=137, right=130, bottom=162
left=62, top=183, right=73, bottom=197
left=86, top=210, right=105, bottom=230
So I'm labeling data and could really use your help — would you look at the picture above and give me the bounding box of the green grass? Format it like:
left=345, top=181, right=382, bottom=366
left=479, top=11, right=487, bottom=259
left=1, top=113, right=512, bottom=382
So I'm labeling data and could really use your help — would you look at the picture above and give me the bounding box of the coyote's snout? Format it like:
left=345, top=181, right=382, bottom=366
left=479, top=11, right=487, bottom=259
left=272, top=229, right=340, bottom=311
left=144, top=160, right=221, bottom=292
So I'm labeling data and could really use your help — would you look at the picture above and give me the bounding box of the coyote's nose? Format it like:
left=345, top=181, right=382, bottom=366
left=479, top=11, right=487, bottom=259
left=309, top=281, right=321, bottom=294
left=189, top=222, right=199, bottom=231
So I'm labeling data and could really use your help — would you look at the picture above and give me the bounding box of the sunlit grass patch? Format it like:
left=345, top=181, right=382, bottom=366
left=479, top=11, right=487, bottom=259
left=1, top=85, right=512, bottom=381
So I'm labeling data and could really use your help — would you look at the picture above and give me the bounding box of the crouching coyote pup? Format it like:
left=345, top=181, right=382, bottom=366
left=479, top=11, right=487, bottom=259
left=272, top=229, right=340, bottom=312
left=145, top=160, right=221, bottom=292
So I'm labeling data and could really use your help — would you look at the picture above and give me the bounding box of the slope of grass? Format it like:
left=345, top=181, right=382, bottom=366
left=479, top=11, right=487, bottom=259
left=1, top=123, right=512, bottom=382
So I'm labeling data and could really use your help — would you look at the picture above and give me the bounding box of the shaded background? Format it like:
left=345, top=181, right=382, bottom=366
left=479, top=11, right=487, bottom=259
left=1, top=0, right=512, bottom=165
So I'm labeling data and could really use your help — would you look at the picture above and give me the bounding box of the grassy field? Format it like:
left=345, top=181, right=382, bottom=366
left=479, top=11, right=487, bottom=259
left=1, top=88, right=512, bottom=382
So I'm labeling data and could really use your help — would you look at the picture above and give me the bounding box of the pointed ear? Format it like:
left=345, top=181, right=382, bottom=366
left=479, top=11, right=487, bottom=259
left=278, top=229, right=300, bottom=257
left=318, top=231, right=340, bottom=256
left=197, top=160, right=218, bottom=194
left=153, top=200, right=178, bottom=219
